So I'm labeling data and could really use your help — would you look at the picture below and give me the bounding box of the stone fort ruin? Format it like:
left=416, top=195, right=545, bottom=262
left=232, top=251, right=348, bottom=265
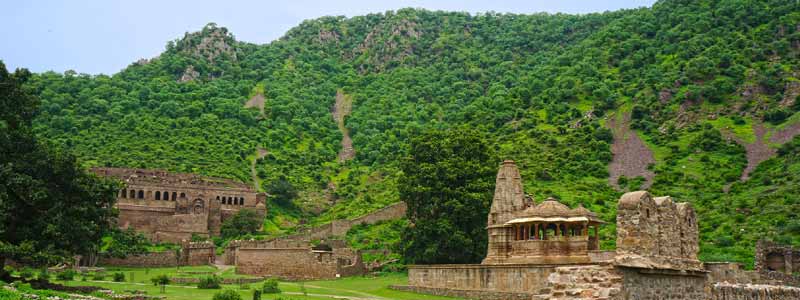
left=92, top=167, right=266, bottom=243
left=394, top=160, right=800, bottom=300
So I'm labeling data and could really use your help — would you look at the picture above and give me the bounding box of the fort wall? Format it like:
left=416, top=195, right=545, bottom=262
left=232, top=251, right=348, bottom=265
left=711, top=283, right=800, bottom=300
left=235, top=247, right=364, bottom=280
left=98, top=251, right=179, bottom=267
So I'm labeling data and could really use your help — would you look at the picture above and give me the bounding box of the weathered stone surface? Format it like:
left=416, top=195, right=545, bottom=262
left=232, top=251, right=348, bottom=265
left=755, top=240, right=800, bottom=286
left=92, top=167, right=266, bottom=243
left=235, top=247, right=364, bottom=280
left=711, top=283, right=800, bottom=300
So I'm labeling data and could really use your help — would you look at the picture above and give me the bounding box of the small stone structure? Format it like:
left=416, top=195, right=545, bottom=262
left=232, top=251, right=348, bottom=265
left=92, top=168, right=267, bottom=243
left=755, top=240, right=800, bottom=286
left=398, top=160, right=800, bottom=300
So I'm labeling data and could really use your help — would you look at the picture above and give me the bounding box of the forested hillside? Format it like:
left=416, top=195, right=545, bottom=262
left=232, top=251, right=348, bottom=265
left=23, top=0, right=800, bottom=265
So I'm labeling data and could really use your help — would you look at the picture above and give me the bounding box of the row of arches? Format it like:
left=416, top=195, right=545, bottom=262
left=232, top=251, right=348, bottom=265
left=120, top=189, right=186, bottom=201
left=217, top=196, right=245, bottom=206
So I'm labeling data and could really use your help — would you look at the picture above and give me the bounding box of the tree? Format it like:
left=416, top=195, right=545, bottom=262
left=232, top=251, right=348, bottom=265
left=399, top=127, right=496, bottom=264
left=151, top=274, right=171, bottom=293
left=264, top=176, right=297, bottom=206
left=102, top=228, right=151, bottom=259
left=0, top=61, right=120, bottom=274
left=220, top=209, right=262, bottom=239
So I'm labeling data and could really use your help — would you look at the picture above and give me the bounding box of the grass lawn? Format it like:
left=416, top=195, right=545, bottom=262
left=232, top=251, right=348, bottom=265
left=57, top=267, right=459, bottom=300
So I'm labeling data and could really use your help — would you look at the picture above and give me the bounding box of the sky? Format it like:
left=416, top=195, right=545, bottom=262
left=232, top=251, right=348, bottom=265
left=1, top=0, right=656, bottom=75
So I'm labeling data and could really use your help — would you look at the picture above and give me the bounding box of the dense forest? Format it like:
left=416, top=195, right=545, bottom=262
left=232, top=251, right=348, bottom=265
left=20, top=0, right=800, bottom=266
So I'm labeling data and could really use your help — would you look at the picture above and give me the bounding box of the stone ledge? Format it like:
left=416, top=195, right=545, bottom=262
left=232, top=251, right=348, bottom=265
left=389, top=285, right=532, bottom=300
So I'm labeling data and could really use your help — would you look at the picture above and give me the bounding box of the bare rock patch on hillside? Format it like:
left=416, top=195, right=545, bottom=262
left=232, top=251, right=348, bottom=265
left=607, top=111, right=656, bottom=190
left=245, top=92, right=266, bottom=116
left=333, top=90, right=355, bottom=162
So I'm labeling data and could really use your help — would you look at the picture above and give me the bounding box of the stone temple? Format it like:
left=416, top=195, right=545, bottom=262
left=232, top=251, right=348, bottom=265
left=394, top=160, right=800, bottom=300
left=92, top=167, right=266, bottom=243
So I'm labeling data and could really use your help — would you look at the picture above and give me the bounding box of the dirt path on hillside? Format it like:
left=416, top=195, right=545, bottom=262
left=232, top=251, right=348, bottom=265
left=250, top=147, right=268, bottom=190
left=332, top=90, right=355, bottom=162
left=607, top=111, right=656, bottom=190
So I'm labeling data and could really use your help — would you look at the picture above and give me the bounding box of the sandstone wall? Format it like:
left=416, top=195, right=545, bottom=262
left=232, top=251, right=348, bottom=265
left=184, top=242, right=215, bottom=266
left=711, top=283, right=800, bottom=300
left=754, top=240, right=800, bottom=286
left=706, top=262, right=763, bottom=285
left=235, top=248, right=364, bottom=280
left=390, top=285, right=532, bottom=300
left=615, top=191, right=701, bottom=270
left=98, top=251, right=178, bottom=267
left=617, top=267, right=707, bottom=300
left=407, top=264, right=556, bottom=294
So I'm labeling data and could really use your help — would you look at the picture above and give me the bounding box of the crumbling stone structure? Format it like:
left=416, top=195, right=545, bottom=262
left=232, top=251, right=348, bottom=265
left=92, top=168, right=266, bottom=243
left=397, top=160, right=800, bottom=300
left=228, top=239, right=366, bottom=280
left=755, top=240, right=800, bottom=286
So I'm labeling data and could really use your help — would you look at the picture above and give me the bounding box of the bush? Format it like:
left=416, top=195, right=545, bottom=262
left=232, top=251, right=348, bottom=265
left=198, top=275, right=221, bottom=289
left=151, top=274, right=170, bottom=293
left=91, top=273, right=106, bottom=280
left=261, top=278, right=280, bottom=294
left=112, top=272, right=125, bottom=282
left=55, top=269, right=77, bottom=281
left=37, top=269, right=50, bottom=281
left=252, top=290, right=261, bottom=300
left=212, top=289, right=241, bottom=300
left=19, top=268, right=34, bottom=279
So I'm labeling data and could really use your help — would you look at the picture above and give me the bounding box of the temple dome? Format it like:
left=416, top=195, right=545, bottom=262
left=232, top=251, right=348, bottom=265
left=519, top=197, right=572, bottom=217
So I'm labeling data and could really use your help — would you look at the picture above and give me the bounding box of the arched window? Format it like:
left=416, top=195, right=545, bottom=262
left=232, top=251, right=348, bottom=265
left=238, top=197, right=242, bottom=205
left=180, top=192, right=186, bottom=199
left=172, top=192, right=177, bottom=201
left=222, top=197, right=227, bottom=204
left=164, top=191, right=169, bottom=200
left=129, top=190, right=135, bottom=198
left=138, top=190, right=144, bottom=199
left=121, top=189, right=127, bottom=198
left=155, top=191, right=161, bottom=200
left=216, top=196, right=220, bottom=201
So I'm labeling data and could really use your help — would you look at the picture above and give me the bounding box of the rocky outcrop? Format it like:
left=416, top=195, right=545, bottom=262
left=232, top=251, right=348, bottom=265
left=178, top=65, right=200, bottom=83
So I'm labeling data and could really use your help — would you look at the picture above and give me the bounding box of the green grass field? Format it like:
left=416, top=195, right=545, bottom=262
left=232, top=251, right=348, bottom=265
left=55, top=267, right=458, bottom=300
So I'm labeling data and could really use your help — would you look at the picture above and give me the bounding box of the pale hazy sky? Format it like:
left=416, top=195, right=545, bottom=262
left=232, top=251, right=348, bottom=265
left=1, top=0, right=656, bottom=75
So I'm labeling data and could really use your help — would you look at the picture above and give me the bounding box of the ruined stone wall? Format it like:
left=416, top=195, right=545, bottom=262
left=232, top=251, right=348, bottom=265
left=705, top=262, right=768, bottom=286
left=538, top=265, right=623, bottom=300
left=407, top=264, right=556, bottom=294
left=235, top=248, right=364, bottom=280
left=755, top=240, right=800, bottom=286
left=97, top=251, right=179, bottom=267
left=615, top=191, right=701, bottom=270
left=711, top=283, right=800, bottom=300
left=389, top=285, right=532, bottom=300
left=184, top=242, right=215, bottom=266
left=617, top=267, right=707, bottom=300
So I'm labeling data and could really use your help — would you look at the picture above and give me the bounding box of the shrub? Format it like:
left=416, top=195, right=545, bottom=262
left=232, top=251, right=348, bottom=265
left=261, top=278, right=280, bottom=294
left=252, top=290, right=261, bottom=300
left=37, top=269, right=50, bottom=281
left=91, top=272, right=106, bottom=280
left=55, top=269, right=77, bottom=281
left=112, top=272, right=125, bottom=282
left=151, top=274, right=170, bottom=293
left=198, top=275, right=221, bottom=289
left=19, top=268, right=34, bottom=279
left=212, top=289, right=241, bottom=300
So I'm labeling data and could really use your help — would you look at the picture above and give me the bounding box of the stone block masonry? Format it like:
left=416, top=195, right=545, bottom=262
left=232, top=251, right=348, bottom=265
left=97, top=241, right=215, bottom=267
left=711, top=283, right=800, bottom=300
left=92, top=167, right=267, bottom=244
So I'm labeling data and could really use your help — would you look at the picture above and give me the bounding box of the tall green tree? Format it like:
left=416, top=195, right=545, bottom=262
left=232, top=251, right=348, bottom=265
left=399, top=127, right=496, bottom=264
left=220, top=209, right=262, bottom=239
left=0, top=61, right=120, bottom=271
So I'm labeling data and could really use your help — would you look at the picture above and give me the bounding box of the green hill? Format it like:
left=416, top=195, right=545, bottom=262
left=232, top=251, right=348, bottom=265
left=23, top=0, right=800, bottom=265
